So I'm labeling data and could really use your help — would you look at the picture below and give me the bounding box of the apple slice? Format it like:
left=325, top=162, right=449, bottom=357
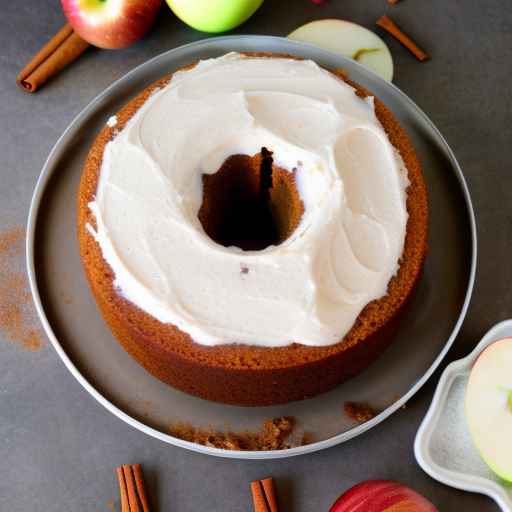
left=330, top=480, right=437, bottom=511
left=288, top=19, right=394, bottom=82
left=466, top=337, right=512, bottom=483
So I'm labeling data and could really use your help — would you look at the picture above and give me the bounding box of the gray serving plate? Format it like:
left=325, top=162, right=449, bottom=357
left=26, top=36, right=476, bottom=460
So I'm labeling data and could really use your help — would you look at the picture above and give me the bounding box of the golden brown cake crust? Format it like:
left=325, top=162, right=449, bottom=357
left=77, top=53, right=428, bottom=406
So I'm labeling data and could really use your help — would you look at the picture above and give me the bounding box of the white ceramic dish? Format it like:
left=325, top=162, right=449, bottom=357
left=415, top=320, right=512, bottom=511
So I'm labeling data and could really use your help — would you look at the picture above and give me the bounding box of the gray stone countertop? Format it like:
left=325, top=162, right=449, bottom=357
left=1, top=1, right=511, bottom=510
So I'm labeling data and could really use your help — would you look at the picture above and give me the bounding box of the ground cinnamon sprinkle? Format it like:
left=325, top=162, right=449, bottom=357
left=0, top=227, right=44, bottom=351
left=170, top=416, right=311, bottom=451
left=0, top=227, right=24, bottom=254
left=344, top=401, right=378, bottom=423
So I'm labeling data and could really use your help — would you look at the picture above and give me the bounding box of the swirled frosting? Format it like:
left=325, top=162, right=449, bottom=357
left=87, top=53, right=409, bottom=347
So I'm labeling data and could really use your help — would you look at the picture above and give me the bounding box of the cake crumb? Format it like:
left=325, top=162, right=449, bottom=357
left=240, top=264, right=249, bottom=274
left=300, top=431, right=314, bottom=445
left=389, top=395, right=407, bottom=410
left=169, top=416, right=310, bottom=451
left=344, top=401, right=377, bottom=423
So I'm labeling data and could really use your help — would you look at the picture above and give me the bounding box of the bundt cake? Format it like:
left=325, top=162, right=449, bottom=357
left=77, top=53, right=428, bottom=406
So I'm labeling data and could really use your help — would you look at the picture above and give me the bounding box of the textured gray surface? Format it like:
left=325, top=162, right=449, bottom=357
left=0, top=1, right=510, bottom=510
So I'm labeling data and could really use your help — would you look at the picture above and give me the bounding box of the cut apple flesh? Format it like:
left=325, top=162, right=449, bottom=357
left=465, top=337, right=512, bottom=483
left=288, top=19, right=394, bottom=82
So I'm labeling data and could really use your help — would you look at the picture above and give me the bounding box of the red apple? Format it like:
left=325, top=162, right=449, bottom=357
left=61, top=0, right=162, bottom=49
left=330, top=480, right=437, bottom=512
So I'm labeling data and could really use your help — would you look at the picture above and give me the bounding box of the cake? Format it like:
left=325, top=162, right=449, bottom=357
left=78, top=53, right=428, bottom=406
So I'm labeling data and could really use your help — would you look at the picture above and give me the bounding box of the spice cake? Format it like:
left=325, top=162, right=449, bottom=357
left=77, top=53, right=428, bottom=406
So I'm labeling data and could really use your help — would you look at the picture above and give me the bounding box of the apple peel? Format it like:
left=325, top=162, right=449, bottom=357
left=61, top=0, right=162, bottom=49
left=330, top=480, right=437, bottom=512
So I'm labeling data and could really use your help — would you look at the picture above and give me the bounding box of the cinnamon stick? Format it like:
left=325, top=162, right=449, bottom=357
left=16, top=23, right=89, bottom=93
left=132, top=464, right=151, bottom=512
left=116, top=464, right=151, bottom=512
left=376, top=15, right=429, bottom=61
left=251, top=477, right=279, bottom=512
left=123, top=465, right=141, bottom=512
left=116, top=467, right=130, bottom=512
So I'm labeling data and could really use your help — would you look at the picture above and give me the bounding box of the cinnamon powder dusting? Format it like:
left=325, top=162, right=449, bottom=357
left=0, top=227, right=44, bottom=351
left=170, top=416, right=311, bottom=451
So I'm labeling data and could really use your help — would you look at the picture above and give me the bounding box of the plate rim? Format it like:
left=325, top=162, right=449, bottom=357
left=26, top=34, right=478, bottom=460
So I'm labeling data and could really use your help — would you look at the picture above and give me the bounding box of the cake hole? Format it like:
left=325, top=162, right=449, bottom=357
left=198, top=148, right=304, bottom=251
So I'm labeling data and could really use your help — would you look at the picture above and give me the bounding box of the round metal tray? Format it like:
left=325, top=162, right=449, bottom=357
left=26, top=36, right=476, bottom=460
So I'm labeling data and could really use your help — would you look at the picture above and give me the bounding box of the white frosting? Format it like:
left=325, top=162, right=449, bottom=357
left=87, top=53, right=409, bottom=347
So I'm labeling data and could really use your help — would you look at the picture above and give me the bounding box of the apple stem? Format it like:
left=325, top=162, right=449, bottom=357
left=352, top=48, right=381, bottom=62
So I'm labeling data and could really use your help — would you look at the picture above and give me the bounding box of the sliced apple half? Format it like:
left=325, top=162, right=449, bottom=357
left=288, top=19, right=394, bottom=82
left=466, top=337, right=512, bottom=483
left=329, top=480, right=437, bottom=512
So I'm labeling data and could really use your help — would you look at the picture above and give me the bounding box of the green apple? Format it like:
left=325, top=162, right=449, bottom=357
left=165, top=0, right=264, bottom=33
left=288, top=19, right=394, bottom=82
left=465, top=337, right=512, bottom=482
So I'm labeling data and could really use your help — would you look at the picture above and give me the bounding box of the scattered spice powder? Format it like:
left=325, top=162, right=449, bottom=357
left=344, top=401, right=378, bottom=423
left=0, top=227, right=24, bottom=254
left=138, top=399, right=154, bottom=420
left=170, top=416, right=311, bottom=451
left=0, top=227, right=44, bottom=351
